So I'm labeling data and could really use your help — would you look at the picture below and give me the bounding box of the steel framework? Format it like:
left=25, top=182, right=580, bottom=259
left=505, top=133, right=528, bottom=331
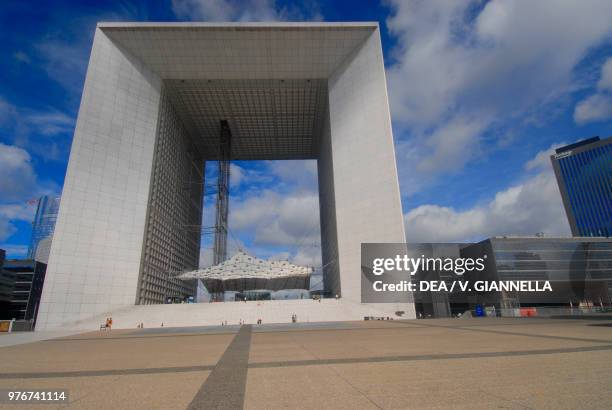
left=213, top=120, right=231, bottom=265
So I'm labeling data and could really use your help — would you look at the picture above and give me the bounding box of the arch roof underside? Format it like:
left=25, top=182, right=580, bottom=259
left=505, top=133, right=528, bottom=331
left=101, top=23, right=375, bottom=160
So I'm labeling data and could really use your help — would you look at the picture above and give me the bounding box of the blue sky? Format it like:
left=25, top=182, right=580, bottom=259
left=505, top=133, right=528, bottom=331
left=1, top=0, right=612, bottom=266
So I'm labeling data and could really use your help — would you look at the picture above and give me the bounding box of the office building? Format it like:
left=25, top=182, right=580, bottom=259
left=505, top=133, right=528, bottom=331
left=37, top=22, right=413, bottom=329
left=460, top=237, right=612, bottom=309
left=407, top=243, right=471, bottom=318
left=0, top=259, right=47, bottom=323
left=27, top=195, right=60, bottom=261
left=550, top=137, right=612, bottom=237
left=0, top=249, right=12, bottom=315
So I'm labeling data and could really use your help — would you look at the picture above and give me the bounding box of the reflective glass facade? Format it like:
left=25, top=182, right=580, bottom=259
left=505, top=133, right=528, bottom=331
left=0, top=259, right=47, bottom=322
left=0, top=249, right=12, bottom=313
left=461, top=237, right=612, bottom=306
left=27, top=196, right=60, bottom=260
left=551, top=137, right=612, bottom=237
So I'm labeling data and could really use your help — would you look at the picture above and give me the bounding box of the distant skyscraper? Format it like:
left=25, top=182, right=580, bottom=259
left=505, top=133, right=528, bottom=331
left=550, top=137, right=611, bottom=237
left=27, top=196, right=60, bottom=260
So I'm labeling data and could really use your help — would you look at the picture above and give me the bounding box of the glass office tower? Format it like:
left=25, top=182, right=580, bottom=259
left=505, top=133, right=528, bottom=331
left=0, top=249, right=12, bottom=315
left=0, top=259, right=47, bottom=322
left=27, top=196, right=61, bottom=260
left=550, top=137, right=611, bottom=237
left=461, top=237, right=612, bottom=308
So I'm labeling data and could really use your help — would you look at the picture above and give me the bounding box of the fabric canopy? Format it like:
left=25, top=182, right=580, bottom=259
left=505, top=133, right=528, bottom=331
left=177, top=251, right=312, bottom=292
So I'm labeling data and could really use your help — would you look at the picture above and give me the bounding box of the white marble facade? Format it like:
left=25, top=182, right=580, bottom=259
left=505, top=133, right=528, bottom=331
left=37, top=22, right=414, bottom=330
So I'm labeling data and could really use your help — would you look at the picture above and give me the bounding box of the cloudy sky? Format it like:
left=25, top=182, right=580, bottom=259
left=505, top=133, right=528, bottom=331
left=1, top=0, right=612, bottom=269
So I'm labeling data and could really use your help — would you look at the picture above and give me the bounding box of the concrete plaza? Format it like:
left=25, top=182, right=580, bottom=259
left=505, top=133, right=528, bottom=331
left=0, top=318, right=611, bottom=409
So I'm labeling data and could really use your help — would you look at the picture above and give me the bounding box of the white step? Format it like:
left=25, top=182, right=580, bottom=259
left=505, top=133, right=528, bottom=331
left=54, top=299, right=416, bottom=331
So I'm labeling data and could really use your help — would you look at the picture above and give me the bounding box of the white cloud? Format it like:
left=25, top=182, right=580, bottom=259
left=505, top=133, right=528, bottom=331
left=0, top=96, right=74, bottom=161
left=230, top=163, right=246, bottom=188
left=0, top=220, right=16, bottom=243
left=0, top=143, right=38, bottom=202
left=24, top=111, right=74, bottom=136
left=34, top=13, right=110, bottom=97
left=227, top=160, right=317, bottom=194
left=0, top=203, right=36, bottom=221
left=172, top=0, right=321, bottom=22
left=405, top=205, right=485, bottom=242
left=0, top=103, right=64, bottom=243
left=202, top=159, right=320, bottom=268
left=268, top=160, right=318, bottom=192
left=290, top=246, right=321, bottom=267
left=415, top=115, right=488, bottom=173
left=229, top=163, right=274, bottom=190
left=231, top=189, right=319, bottom=248
left=211, top=161, right=319, bottom=245
left=524, top=142, right=567, bottom=171
left=386, top=0, right=612, bottom=194
left=173, top=0, right=236, bottom=21
left=574, top=94, right=612, bottom=124
left=36, top=39, right=89, bottom=95
left=0, top=204, right=36, bottom=242
left=199, top=224, right=320, bottom=268
left=0, top=143, right=58, bottom=241
left=0, top=97, right=17, bottom=122
left=404, top=146, right=571, bottom=242
left=574, top=57, right=612, bottom=124
left=35, top=10, right=146, bottom=97
left=597, top=58, right=612, bottom=91
left=266, top=246, right=321, bottom=267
